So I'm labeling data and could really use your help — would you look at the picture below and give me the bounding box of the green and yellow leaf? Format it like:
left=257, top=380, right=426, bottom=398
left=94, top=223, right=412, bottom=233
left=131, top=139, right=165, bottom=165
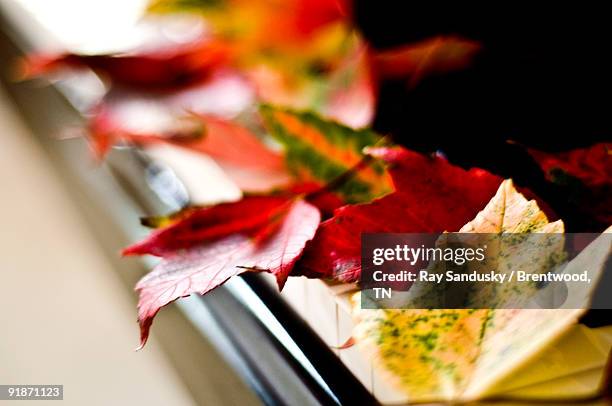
left=349, top=180, right=591, bottom=402
left=147, top=0, right=224, bottom=14
left=260, top=105, right=392, bottom=203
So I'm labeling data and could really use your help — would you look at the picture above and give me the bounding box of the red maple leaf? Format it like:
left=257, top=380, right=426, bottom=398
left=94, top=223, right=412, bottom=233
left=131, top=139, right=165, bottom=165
left=123, top=195, right=292, bottom=257
left=295, top=146, right=507, bottom=282
left=19, top=39, right=234, bottom=91
left=130, top=198, right=320, bottom=348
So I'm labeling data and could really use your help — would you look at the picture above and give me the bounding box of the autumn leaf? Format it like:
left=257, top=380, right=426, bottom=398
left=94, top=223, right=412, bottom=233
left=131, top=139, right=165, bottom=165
left=132, top=198, right=320, bottom=347
left=19, top=39, right=234, bottom=91
left=260, top=105, right=392, bottom=202
left=180, top=114, right=285, bottom=171
left=147, top=0, right=349, bottom=46
left=371, top=36, right=481, bottom=86
left=288, top=0, right=350, bottom=39
left=528, top=143, right=612, bottom=226
left=458, top=179, right=562, bottom=234
left=48, top=64, right=290, bottom=190
left=123, top=195, right=293, bottom=257
left=151, top=1, right=369, bottom=127
left=297, top=146, right=505, bottom=282
left=324, top=45, right=377, bottom=128
left=528, top=143, right=611, bottom=188
left=83, top=102, right=289, bottom=189
left=135, top=181, right=342, bottom=232
left=85, top=106, right=204, bottom=160
left=349, top=180, right=573, bottom=401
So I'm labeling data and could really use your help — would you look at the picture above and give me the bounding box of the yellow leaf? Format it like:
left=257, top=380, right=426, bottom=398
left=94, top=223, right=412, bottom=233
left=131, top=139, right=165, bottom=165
left=350, top=180, right=606, bottom=402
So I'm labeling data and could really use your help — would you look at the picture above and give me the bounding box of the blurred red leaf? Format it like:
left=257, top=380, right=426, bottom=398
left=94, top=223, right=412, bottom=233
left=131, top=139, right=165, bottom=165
left=291, top=0, right=350, bottom=38
left=528, top=143, right=611, bottom=188
left=528, top=143, right=612, bottom=226
left=86, top=107, right=191, bottom=159
left=229, top=0, right=350, bottom=49
left=325, top=45, right=377, bottom=128
left=296, top=146, right=508, bottom=282
left=19, top=39, right=234, bottom=91
left=178, top=114, right=284, bottom=171
left=87, top=106, right=285, bottom=171
left=132, top=198, right=320, bottom=347
left=371, top=36, right=481, bottom=86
